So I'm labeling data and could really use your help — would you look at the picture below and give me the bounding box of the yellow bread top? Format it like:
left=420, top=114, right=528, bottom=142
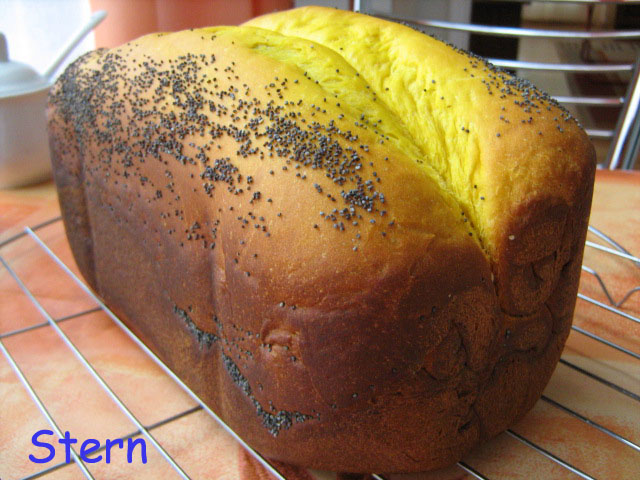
left=49, top=6, right=595, bottom=320
left=246, top=6, right=595, bottom=261
left=49, top=20, right=486, bottom=309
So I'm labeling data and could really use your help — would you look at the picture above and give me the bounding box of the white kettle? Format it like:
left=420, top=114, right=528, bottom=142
left=0, top=11, right=106, bottom=188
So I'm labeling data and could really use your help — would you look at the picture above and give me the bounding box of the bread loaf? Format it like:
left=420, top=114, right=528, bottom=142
left=47, top=6, right=596, bottom=473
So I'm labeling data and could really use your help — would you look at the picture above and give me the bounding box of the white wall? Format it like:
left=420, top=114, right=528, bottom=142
left=0, top=0, right=95, bottom=80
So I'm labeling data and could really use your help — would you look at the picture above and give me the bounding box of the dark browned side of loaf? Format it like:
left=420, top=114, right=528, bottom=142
left=47, top=38, right=595, bottom=473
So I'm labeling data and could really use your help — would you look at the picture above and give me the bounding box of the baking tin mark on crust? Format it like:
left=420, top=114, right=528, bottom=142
left=260, top=317, right=302, bottom=361
left=173, top=301, right=316, bottom=436
left=221, top=352, right=315, bottom=436
left=173, top=304, right=219, bottom=348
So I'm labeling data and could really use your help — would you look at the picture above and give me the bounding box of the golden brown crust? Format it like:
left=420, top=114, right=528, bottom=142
left=47, top=8, right=595, bottom=473
left=246, top=6, right=597, bottom=314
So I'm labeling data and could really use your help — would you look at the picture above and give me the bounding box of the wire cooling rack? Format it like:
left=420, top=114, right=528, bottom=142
left=0, top=214, right=638, bottom=480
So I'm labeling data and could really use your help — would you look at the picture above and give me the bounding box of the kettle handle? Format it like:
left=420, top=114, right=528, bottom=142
left=43, top=10, right=107, bottom=80
left=0, top=33, right=7, bottom=62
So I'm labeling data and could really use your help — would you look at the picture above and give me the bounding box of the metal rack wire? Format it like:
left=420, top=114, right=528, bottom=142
left=0, top=212, right=638, bottom=479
